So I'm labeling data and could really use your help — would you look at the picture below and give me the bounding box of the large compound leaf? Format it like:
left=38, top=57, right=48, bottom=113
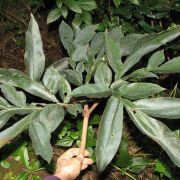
left=119, top=83, right=165, bottom=100
left=105, top=33, right=123, bottom=74
left=70, top=83, right=111, bottom=98
left=0, top=84, right=26, bottom=107
left=0, top=68, right=58, bottom=103
left=135, top=97, right=180, bottom=119
left=94, top=62, right=112, bottom=86
left=153, top=56, right=180, bottom=73
left=96, top=96, right=124, bottom=172
left=24, top=14, right=45, bottom=81
left=0, top=105, right=40, bottom=129
left=43, top=66, right=61, bottom=95
left=73, top=25, right=97, bottom=46
left=29, top=115, right=53, bottom=163
left=122, top=27, right=180, bottom=75
left=127, top=108, right=180, bottom=167
left=59, top=21, right=74, bottom=51
left=0, top=111, right=39, bottom=147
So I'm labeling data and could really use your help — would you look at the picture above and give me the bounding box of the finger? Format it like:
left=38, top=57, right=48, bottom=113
left=76, top=154, right=84, bottom=163
left=82, top=158, right=93, bottom=165
left=81, top=164, right=88, bottom=170
left=65, top=148, right=90, bottom=157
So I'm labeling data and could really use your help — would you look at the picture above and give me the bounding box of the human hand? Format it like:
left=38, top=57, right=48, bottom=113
left=54, top=148, right=93, bottom=180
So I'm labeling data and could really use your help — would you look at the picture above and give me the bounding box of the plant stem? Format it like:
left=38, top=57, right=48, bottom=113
left=79, top=103, right=99, bottom=156
left=111, top=164, right=136, bottom=180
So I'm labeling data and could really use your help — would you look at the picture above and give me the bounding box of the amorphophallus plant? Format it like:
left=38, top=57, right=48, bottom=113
left=0, top=14, right=180, bottom=173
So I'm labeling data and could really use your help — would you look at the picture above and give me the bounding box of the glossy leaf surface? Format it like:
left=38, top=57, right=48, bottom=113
left=127, top=108, right=180, bottom=167
left=135, top=97, right=180, bottom=119
left=71, top=83, right=111, bottom=98
left=24, top=14, right=45, bottom=81
left=0, top=68, right=58, bottom=103
left=96, top=96, right=124, bottom=172
left=119, top=83, right=164, bottom=100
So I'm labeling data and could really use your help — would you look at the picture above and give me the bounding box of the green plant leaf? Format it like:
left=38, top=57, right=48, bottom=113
left=47, top=8, right=62, bottom=24
left=127, top=108, right=180, bottom=167
left=128, top=157, right=149, bottom=173
left=73, top=25, right=97, bottom=46
left=63, top=69, right=83, bottom=86
left=108, top=26, right=123, bottom=47
left=59, top=76, right=71, bottom=103
left=153, top=56, right=180, bottom=73
left=12, top=145, right=30, bottom=168
left=43, top=66, right=61, bottom=95
left=59, top=21, right=74, bottom=51
left=94, top=62, right=112, bottom=86
left=66, top=103, right=82, bottom=117
left=39, top=104, right=65, bottom=133
left=89, top=32, right=104, bottom=56
left=122, top=27, right=180, bottom=75
left=147, top=50, right=165, bottom=69
left=72, top=44, right=88, bottom=62
left=154, top=159, right=171, bottom=178
left=15, top=172, right=29, bottom=180
left=24, top=14, right=45, bottom=81
left=119, top=83, right=165, bottom=100
left=120, top=34, right=145, bottom=56
left=96, top=96, right=124, bottom=172
left=0, top=84, right=26, bottom=106
left=78, top=0, right=97, bottom=11
left=61, top=6, right=68, bottom=18
left=29, top=112, right=53, bottom=163
left=0, top=97, right=12, bottom=109
left=113, top=0, right=121, bottom=8
left=135, top=97, right=180, bottom=119
left=81, top=11, right=92, bottom=24
left=56, top=0, right=62, bottom=8
left=125, top=68, right=158, bottom=81
left=105, top=33, right=123, bottom=74
left=56, top=136, right=74, bottom=147
left=52, top=58, right=69, bottom=71
left=71, top=83, right=111, bottom=98
left=0, top=106, right=39, bottom=129
left=0, top=68, right=58, bottom=103
left=87, top=126, right=96, bottom=147
left=0, top=111, right=39, bottom=148
left=0, top=160, right=10, bottom=169
left=129, top=0, right=139, bottom=5
left=64, top=0, right=82, bottom=13
left=114, top=136, right=132, bottom=168
left=73, top=14, right=82, bottom=26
